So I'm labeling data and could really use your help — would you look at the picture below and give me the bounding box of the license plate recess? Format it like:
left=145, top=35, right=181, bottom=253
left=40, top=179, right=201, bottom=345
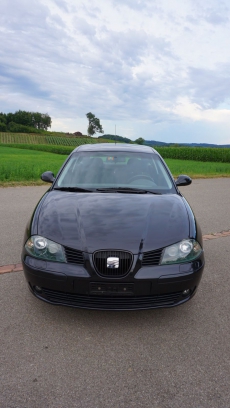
left=90, top=282, right=134, bottom=296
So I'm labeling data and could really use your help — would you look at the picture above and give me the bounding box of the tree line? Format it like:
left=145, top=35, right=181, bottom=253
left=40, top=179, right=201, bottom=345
left=99, top=134, right=145, bottom=145
left=0, top=110, right=145, bottom=145
left=0, top=110, right=52, bottom=133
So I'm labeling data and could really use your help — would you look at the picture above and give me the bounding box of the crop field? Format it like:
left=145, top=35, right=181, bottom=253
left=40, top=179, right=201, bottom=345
left=1, top=133, right=230, bottom=163
left=0, top=132, right=112, bottom=146
left=1, top=145, right=230, bottom=186
left=155, top=146, right=230, bottom=163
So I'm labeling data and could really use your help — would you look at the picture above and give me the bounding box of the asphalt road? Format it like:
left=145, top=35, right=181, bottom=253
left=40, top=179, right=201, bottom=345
left=0, top=179, right=230, bottom=408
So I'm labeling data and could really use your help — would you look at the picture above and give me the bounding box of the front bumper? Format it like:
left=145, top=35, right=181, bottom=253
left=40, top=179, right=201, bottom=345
left=22, top=253, right=204, bottom=310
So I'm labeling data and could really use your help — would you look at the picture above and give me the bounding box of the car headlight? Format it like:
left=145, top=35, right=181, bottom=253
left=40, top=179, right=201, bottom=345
left=160, top=239, right=202, bottom=265
left=25, top=235, right=66, bottom=263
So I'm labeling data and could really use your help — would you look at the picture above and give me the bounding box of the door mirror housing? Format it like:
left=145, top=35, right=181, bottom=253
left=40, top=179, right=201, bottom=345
left=175, top=175, right=192, bottom=187
left=41, top=171, right=55, bottom=183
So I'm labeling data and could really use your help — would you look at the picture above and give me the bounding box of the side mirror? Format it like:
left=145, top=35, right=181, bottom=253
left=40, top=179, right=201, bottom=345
left=175, top=175, right=192, bottom=187
left=41, top=171, right=55, bottom=183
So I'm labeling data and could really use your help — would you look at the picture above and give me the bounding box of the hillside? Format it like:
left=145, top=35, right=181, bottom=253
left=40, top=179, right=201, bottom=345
left=0, top=132, right=113, bottom=146
left=99, top=134, right=230, bottom=148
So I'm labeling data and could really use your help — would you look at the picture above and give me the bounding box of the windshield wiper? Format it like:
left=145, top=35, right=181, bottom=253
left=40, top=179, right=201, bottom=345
left=53, top=187, right=94, bottom=192
left=54, top=186, right=162, bottom=194
left=96, top=187, right=162, bottom=194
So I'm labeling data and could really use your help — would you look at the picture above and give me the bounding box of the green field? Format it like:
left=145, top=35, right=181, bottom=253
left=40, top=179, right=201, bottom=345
left=166, top=158, right=230, bottom=178
left=1, top=132, right=230, bottom=163
left=0, top=146, right=67, bottom=184
left=1, top=145, right=230, bottom=186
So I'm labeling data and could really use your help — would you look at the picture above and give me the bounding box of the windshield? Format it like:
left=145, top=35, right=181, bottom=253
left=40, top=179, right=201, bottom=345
left=55, top=151, right=176, bottom=194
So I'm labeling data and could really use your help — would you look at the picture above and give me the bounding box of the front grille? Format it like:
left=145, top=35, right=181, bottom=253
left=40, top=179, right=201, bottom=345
left=142, top=248, right=164, bottom=266
left=93, top=250, right=133, bottom=277
left=64, top=246, right=84, bottom=265
left=38, top=288, right=184, bottom=310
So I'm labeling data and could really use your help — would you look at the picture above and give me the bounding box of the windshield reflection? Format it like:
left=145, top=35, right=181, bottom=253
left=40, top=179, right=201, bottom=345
left=55, top=151, right=176, bottom=194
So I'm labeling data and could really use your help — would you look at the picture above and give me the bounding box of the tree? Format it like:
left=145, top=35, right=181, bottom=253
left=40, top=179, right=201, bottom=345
left=135, top=137, right=145, bottom=145
left=3, top=110, right=52, bottom=130
left=13, top=110, right=32, bottom=127
left=0, top=113, right=7, bottom=124
left=0, top=122, right=7, bottom=131
left=31, top=112, right=52, bottom=130
left=86, top=112, right=104, bottom=136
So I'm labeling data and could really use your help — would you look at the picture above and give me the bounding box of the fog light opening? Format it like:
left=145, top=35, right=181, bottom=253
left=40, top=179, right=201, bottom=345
left=182, top=289, right=191, bottom=297
left=34, top=286, right=42, bottom=293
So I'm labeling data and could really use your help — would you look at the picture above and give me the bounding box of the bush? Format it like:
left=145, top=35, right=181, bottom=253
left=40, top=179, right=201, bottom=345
left=0, top=143, right=74, bottom=155
left=8, top=122, right=43, bottom=133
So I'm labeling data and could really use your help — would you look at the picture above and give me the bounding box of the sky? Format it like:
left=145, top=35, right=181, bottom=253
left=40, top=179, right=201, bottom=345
left=1, top=0, right=230, bottom=144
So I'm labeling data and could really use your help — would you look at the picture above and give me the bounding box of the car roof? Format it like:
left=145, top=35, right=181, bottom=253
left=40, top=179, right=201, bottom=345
left=73, top=143, right=158, bottom=154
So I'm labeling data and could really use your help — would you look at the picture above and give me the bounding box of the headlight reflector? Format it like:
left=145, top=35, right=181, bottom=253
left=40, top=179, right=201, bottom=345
left=161, top=239, right=202, bottom=265
left=34, top=236, right=47, bottom=254
left=25, top=235, right=66, bottom=262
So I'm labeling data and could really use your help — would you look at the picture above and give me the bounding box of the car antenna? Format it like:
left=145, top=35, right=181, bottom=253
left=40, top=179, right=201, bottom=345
left=115, top=124, right=116, bottom=145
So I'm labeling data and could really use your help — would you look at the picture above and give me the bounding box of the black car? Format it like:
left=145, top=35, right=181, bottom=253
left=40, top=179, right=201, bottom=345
left=22, top=143, right=204, bottom=310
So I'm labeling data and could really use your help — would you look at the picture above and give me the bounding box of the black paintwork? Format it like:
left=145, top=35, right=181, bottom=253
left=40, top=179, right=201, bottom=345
left=175, top=175, right=192, bottom=186
left=35, top=191, right=191, bottom=253
left=22, top=144, right=205, bottom=310
left=41, top=171, right=55, bottom=183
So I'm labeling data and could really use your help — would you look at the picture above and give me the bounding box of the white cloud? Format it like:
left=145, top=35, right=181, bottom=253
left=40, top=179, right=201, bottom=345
left=0, top=0, right=230, bottom=143
left=168, top=97, right=230, bottom=123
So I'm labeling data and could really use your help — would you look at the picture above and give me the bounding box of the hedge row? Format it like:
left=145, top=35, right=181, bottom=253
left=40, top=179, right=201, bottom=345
left=0, top=143, right=74, bottom=155
left=154, top=146, right=230, bottom=163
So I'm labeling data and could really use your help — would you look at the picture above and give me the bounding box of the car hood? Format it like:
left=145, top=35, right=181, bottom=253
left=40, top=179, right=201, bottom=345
left=37, top=191, right=190, bottom=253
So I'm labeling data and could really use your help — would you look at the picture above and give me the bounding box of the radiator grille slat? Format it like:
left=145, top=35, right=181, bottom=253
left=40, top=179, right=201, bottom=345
left=93, top=250, right=133, bottom=277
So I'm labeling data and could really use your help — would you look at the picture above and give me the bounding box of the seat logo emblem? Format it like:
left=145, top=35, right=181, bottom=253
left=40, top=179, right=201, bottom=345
left=107, top=257, right=119, bottom=269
